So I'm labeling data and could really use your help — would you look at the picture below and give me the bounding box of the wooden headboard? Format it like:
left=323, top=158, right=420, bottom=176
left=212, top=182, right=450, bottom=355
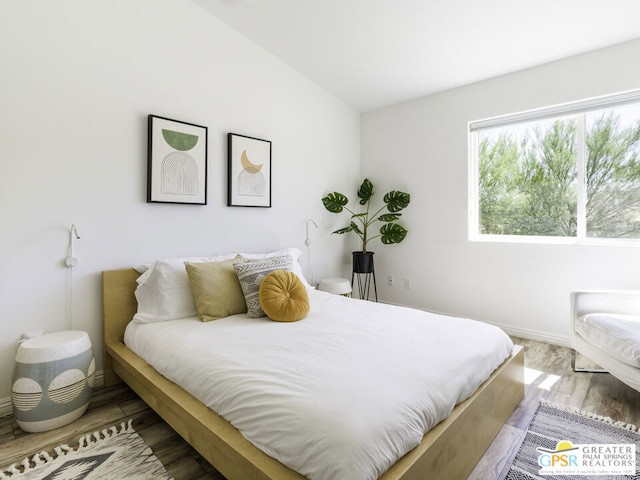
left=102, top=268, right=140, bottom=386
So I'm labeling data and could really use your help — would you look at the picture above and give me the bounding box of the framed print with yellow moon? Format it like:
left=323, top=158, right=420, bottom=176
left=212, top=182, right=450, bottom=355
left=228, top=133, right=272, bottom=207
left=148, top=115, right=208, bottom=205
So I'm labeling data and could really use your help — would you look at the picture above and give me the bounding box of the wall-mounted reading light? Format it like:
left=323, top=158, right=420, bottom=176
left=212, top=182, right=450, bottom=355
left=65, top=224, right=81, bottom=267
left=305, top=219, right=318, bottom=285
left=305, top=219, right=318, bottom=246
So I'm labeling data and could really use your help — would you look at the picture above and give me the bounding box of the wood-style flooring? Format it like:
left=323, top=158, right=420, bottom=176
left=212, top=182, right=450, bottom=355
left=1, top=337, right=639, bottom=480
left=469, top=337, right=640, bottom=480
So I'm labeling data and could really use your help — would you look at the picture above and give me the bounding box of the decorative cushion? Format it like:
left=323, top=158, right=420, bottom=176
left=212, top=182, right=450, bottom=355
left=239, top=247, right=312, bottom=288
left=234, top=256, right=294, bottom=318
left=185, top=256, right=247, bottom=321
left=133, top=253, right=238, bottom=323
left=259, top=270, right=309, bottom=322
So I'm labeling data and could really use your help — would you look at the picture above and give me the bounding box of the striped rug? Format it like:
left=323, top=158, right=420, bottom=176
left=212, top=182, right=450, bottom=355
left=0, top=420, right=172, bottom=480
left=505, top=401, right=639, bottom=480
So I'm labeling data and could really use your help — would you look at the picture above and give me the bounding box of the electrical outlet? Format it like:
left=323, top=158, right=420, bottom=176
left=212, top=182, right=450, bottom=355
left=387, top=275, right=395, bottom=286
left=404, top=278, right=412, bottom=289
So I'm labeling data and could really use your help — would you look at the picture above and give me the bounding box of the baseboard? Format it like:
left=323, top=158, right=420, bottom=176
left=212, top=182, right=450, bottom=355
left=380, top=300, right=570, bottom=347
left=94, top=370, right=105, bottom=390
left=0, top=370, right=106, bottom=419
left=493, top=323, right=569, bottom=347
left=0, top=396, right=11, bottom=418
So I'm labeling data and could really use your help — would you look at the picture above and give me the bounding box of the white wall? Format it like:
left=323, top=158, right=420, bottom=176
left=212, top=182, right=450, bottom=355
left=362, top=39, right=640, bottom=344
left=0, top=0, right=359, bottom=408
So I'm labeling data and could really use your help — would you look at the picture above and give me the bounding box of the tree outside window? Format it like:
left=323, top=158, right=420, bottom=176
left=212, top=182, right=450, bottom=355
left=474, top=103, right=640, bottom=241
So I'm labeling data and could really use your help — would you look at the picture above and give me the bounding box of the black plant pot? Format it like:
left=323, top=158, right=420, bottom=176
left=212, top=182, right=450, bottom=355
left=352, top=251, right=375, bottom=274
left=351, top=251, right=377, bottom=301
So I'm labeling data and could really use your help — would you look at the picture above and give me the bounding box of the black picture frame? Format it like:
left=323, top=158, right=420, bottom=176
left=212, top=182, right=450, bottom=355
left=147, top=115, right=208, bottom=205
left=227, top=133, right=272, bottom=207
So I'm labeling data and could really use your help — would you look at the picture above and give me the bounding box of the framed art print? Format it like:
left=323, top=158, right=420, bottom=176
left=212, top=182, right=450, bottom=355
left=147, top=115, right=208, bottom=205
left=227, top=133, right=271, bottom=207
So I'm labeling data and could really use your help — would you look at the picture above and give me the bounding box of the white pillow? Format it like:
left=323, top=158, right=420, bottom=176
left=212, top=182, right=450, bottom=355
left=133, top=264, right=151, bottom=274
left=576, top=313, right=640, bottom=368
left=134, top=253, right=237, bottom=323
left=239, top=247, right=312, bottom=288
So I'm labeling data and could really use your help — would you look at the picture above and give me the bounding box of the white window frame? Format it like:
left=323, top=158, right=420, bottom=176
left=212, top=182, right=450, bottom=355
left=468, top=89, right=640, bottom=246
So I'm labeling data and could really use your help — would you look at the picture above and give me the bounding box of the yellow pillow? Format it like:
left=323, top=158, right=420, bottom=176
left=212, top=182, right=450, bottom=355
left=258, top=270, right=309, bottom=322
left=185, top=256, right=247, bottom=321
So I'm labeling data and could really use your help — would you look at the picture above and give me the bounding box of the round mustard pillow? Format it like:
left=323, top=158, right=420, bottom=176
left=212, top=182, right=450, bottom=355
left=258, top=270, right=309, bottom=322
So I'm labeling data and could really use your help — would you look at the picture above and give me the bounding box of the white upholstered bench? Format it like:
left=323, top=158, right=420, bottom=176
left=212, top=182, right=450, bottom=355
left=570, top=291, right=640, bottom=393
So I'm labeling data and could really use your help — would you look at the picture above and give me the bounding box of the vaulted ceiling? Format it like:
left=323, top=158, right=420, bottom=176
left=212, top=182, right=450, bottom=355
left=193, top=0, right=640, bottom=112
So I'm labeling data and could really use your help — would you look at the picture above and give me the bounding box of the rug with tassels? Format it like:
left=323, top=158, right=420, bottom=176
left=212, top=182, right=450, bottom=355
left=0, top=420, right=173, bottom=480
left=505, top=400, right=639, bottom=480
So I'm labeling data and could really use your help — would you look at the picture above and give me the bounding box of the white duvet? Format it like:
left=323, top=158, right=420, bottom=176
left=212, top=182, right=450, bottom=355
left=125, top=290, right=513, bottom=480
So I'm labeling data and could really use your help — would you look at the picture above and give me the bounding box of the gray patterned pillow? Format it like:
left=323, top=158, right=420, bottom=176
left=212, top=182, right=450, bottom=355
left=234, top=255, right=294, bottom=318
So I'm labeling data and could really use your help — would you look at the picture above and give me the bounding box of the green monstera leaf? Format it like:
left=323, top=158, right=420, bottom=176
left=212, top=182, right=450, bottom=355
left=357, top=178, right=374, bottom=205
left=350, top=221, right=364, bottom=236
left=332, top=225, right=354, bottom=235
left=380, top=223, right=408, bottom=244
left=332, top=221, right=362, bottom=236
left=384, top=190, right=410, bottom=213
left=377, top=213, right=402, bottom=222
left=322, top=192, right=349, bottom=213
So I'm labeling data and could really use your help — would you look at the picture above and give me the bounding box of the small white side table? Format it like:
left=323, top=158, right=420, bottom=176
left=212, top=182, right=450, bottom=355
left=12, top=330, right=95, bottom=432
left=318, top=278, right=352, bottom=296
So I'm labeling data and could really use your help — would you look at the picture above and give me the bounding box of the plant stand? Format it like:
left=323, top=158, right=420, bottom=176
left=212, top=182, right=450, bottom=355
left=351, top=251, right=377, bottom=302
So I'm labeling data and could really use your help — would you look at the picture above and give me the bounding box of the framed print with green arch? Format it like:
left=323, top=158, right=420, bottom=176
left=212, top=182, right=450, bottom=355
left=227, top=133, right=272, bottom=207
left=147, top=115, right=208, bottom=205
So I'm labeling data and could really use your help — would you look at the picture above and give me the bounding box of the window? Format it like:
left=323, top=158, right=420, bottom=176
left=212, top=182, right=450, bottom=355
left=469, top=91, right=640, bottom=243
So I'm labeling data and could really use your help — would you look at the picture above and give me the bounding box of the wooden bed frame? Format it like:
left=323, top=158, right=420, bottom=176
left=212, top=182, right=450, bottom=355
left=102, top=268, right=524, bottom=480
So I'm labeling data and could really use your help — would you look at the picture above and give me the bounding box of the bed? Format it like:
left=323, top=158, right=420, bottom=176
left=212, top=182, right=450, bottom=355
left=102, top=252, right=524, bottom=480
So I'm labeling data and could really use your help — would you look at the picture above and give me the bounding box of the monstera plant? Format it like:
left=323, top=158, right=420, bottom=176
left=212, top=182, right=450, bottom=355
left=321, top=178, right=410, bottom=253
